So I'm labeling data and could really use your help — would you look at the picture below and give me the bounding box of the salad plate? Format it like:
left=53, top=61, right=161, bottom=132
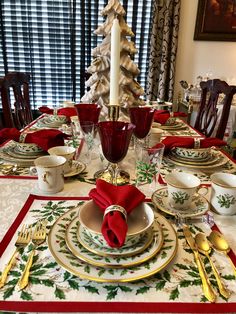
left=76, top=224, right=154, bottom=257
left=65, top=216, right=163, bottom=268
left=152, top=187, right=210, bottom=218
left=48, top=206, right=177, bottom=283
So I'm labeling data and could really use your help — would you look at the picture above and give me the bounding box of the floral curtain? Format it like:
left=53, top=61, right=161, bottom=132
left=146, top=0, right=181, bottom=101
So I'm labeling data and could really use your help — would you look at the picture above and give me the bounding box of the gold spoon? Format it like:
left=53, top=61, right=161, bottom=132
left=208, top=230, right=236, bottom=277
left=195, top=233, right=231, bottom=299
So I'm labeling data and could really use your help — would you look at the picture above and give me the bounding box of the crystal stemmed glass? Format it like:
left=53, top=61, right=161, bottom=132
left=97, top=121, right=135, bottom=185
left=75, top=103, right=101, bottom=128
left=129, top=106, right=155, bottom=147
left=75, top=103, right=101, bottom=160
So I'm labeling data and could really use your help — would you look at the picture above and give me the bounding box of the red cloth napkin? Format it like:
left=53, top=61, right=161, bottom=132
left=154, top=110, right=187, bottom=125
left=89, top=179, right=145, bottom=248
left=0, top=128, right=68, bottom=151
left=38, top=106, right=77, bottom=120
left=158, top=136, right=227, bottom=154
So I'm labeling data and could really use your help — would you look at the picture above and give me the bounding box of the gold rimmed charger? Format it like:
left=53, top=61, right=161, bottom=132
left=0, top=149, right=35, bottom=167
left=48, top=206, right=178, bottom=283
left=165, top=150, right=227, bottom=169
left=3, top=145, right=45, bottom=160
left=65, top=216, right=163, bottom=268
left=159, top=121, right=186, bottom=130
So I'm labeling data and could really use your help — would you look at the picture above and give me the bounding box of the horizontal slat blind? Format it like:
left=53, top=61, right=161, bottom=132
left=0, top=0, right=153, bottom=109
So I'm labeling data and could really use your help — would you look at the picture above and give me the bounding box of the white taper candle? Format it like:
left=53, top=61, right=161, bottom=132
left=109, top=18, right=121, bottom=106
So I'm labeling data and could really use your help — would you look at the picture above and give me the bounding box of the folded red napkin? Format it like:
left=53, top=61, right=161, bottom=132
left=38, top=106, right=77, bottom=120
left=89, top=179, right=145, bottom=248
left=158, top=136, right=227, bottom=154
left=0, top=128, right=68, bottom=151
left=154, top=110, right=187, bottom=125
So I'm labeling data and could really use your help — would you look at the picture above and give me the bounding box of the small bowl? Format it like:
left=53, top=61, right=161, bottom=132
left=174, top=147, right=210, bottom=160
left=15, top=142, right=43, bottom=154
left=79, top=200, right=154, bottom=248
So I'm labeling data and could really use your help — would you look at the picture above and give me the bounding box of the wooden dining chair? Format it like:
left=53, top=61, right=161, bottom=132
left=194, top=79, right=236, bottom=139
left=0, top=72, right=33, bottom=129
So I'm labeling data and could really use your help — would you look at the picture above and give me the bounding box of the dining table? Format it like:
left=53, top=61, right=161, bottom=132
left=0, top=113, right=236, bottom=314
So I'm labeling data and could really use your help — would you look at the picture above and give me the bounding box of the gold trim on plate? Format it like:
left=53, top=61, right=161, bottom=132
left=65, top=217, right=163, bottom=268
left=48, top=207, right=178, bottom=283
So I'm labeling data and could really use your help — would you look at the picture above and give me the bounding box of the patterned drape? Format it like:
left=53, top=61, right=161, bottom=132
left=146, top=0, right=181, bottom=101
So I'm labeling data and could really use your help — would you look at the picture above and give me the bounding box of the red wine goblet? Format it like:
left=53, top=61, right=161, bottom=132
left=97, top=121, right=135, bottom=185
left=75, top=103, right=101, bottom=131
left=129, top=106, right=155, bottom=147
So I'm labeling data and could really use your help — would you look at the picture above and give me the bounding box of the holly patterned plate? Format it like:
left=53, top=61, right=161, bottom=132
left=152, top=187, right=210, bottom=218
left=165, top=150, right=227, bottom=169
left=65, top=217, right=163, bottom=268
left=160, top=121, right=186, bottom=130
left=76, top=224, right=154, bottom=258
left=48, top=206, right=177, bottom=283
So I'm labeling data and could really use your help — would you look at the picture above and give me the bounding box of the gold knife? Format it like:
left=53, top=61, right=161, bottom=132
left=183, top=225, right=217, bottom=303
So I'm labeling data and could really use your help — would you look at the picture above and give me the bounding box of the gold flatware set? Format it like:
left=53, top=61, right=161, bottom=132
left=0, top=220, right=47, bottom=290
left=0, top=224, right=31, bottom=288
left=183, top=226, right=233, bottom=303
left=0, top=163, right=25, bottom=175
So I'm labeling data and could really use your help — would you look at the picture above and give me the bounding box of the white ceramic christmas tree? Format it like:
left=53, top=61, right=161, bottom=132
left=81, top=0, right=145, bottom=115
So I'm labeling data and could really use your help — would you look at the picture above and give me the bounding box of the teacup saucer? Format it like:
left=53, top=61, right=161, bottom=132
left=64, top=161, right=86, bottom=177
left=152, top=187, right=210, bottom=218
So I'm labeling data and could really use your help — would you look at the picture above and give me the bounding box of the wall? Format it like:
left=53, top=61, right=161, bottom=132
left=174, top=0, right=236, bottom=100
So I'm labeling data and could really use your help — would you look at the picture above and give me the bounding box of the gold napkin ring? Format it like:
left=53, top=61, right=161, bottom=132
left=104, top=205, right=127, bottom=221
left=194, top=138, right=200, bottom=149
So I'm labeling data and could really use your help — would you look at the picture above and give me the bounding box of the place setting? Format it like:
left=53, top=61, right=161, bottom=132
left=48, top=179, right=178, bottom=282
left=0, top=141, right=47, bottom=167
left=160, top=136, right=231, bottom=174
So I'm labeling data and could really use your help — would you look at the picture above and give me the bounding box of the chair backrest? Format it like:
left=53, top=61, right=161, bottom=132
left=0, top=72, right=33, bottom=129
left=194, top=79, right=236, bottom=139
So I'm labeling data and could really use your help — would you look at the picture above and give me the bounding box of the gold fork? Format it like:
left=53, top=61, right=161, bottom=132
left=0, top=224, right=31, bottom=288
left=17, top=220, right=47, bottom=290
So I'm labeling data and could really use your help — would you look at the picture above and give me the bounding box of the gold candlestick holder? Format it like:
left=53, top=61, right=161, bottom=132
left=108, top=105, right=120, bottom=121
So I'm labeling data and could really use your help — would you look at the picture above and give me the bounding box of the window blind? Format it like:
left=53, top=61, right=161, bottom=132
left=0, top=0, right=154, bottom=109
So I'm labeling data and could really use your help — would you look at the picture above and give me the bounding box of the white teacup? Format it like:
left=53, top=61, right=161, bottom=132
left=32, top=156, right=66, bottom=194
left=165, top=172, right=203, bottom=210
left=48, top=146, right=76, bottom=173
left=210, top=173, right=236, bottom=215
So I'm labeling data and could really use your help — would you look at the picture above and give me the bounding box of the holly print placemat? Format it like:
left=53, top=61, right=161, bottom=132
left=0, top=195, right=236, bottom=313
